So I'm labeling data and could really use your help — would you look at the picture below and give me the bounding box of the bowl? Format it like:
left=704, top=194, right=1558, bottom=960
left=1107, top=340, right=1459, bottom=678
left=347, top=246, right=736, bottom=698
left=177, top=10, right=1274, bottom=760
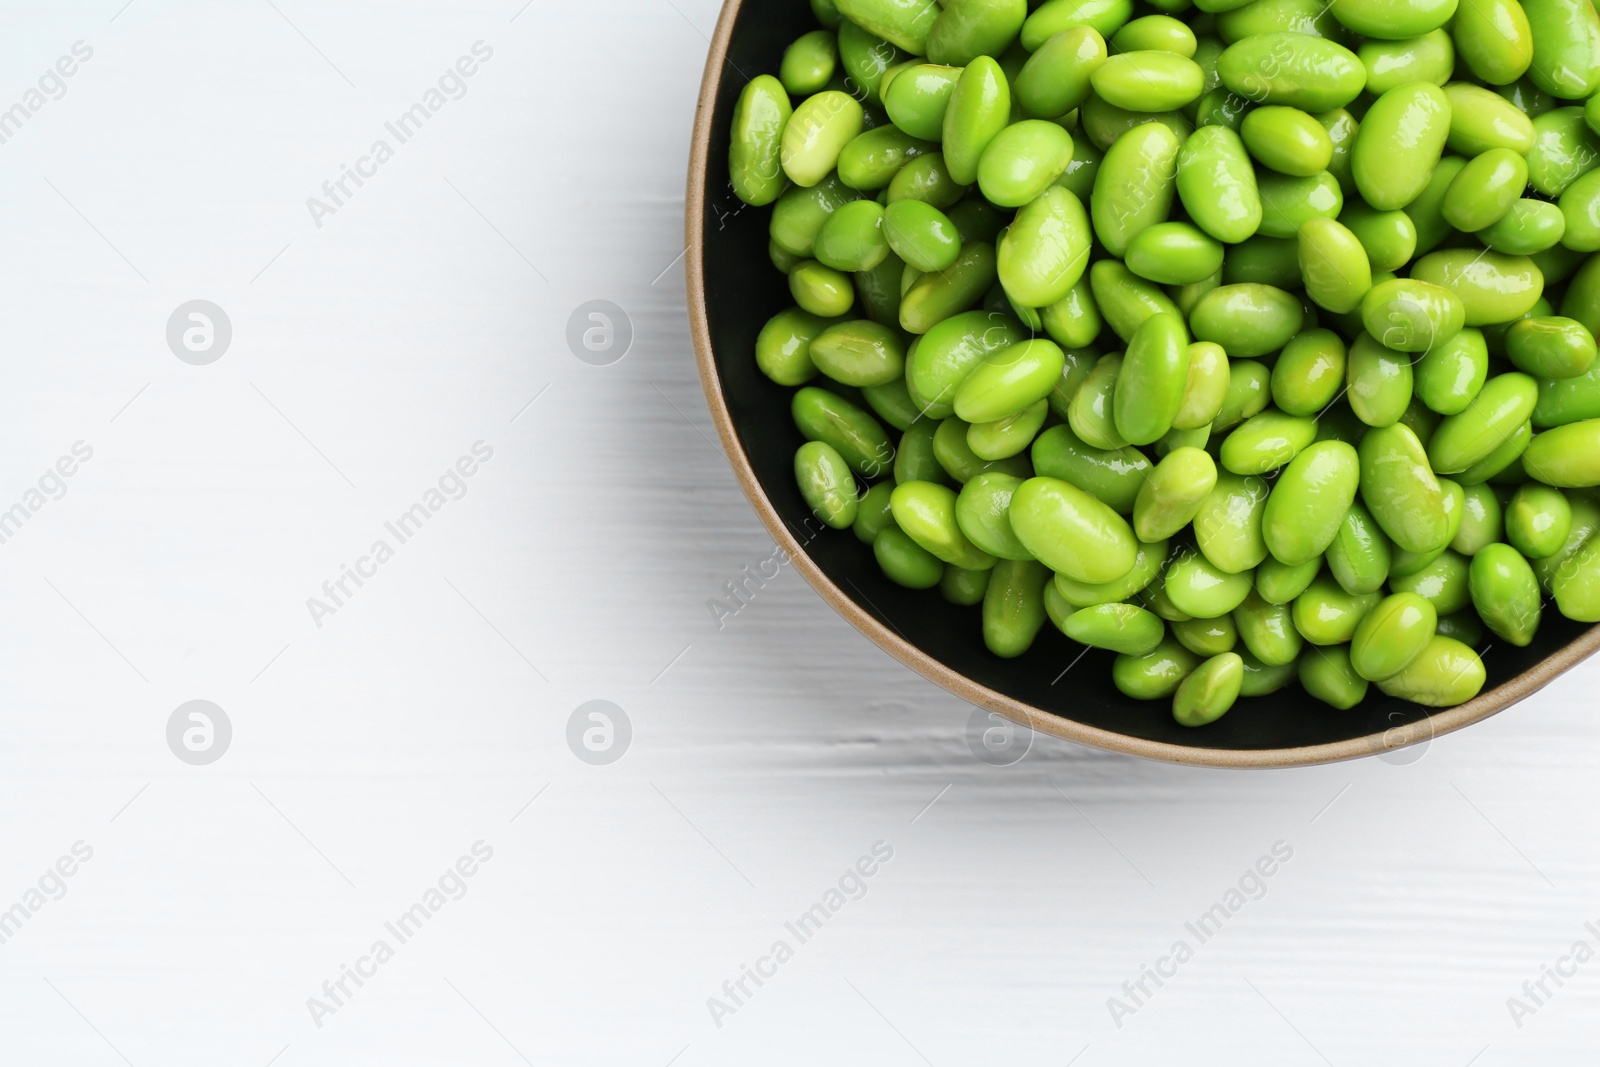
left=683, top=0, right=1600, bottom=767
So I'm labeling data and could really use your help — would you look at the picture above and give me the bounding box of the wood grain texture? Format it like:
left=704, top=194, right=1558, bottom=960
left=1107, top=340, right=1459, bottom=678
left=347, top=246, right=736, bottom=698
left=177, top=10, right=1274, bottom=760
left=0, top=1, right=1593, bottom=1064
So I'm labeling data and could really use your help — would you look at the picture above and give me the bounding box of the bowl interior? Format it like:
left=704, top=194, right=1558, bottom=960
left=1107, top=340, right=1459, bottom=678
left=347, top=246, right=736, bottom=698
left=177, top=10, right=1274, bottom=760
left=691, top=1, right=1598, bottom=763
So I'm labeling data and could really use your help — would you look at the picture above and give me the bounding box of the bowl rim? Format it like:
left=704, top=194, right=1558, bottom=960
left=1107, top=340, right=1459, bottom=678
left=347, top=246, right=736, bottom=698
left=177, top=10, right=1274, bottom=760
left=683, top=0, right=1600, bottom=768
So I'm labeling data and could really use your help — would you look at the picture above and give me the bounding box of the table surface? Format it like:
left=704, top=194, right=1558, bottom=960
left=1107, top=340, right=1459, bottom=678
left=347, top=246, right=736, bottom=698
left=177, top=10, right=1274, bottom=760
left=2, top=2, right=1597, bottom=1064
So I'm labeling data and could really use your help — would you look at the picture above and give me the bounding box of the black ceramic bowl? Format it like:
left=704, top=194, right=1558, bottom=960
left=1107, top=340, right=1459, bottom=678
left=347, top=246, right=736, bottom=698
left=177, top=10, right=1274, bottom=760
left=684, top=0, right=1600, bottom=766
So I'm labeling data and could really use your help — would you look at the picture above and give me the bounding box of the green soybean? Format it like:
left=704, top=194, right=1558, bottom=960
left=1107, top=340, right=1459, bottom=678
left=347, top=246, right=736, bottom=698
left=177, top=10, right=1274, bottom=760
left=941, top=564, right=992, bottom=604
left=1090, top=49, right=1205, bottom=112
left=1506, top=483, right=1574, bottom=558
left=1551, top=522, right=1600, bottom=619
left=1056, top=536, right=1169, bottom=606
left=969, top=399, right=1049, bottom=460
left=1176, top=341, right=1232, bottom=429
left=888, top=152, right=965, bottom=208
left=1298, top=646, right=1369, bottom=709
left=1165, top=547, right=1255, bottom=617
left=1429, top=373, right=1540, bottom=473
left=1257, top=555, right=1322, bottom=604
left=1453, top=0, right=1534, bottom=85
left=782, top=30, right=839, bottom=97
left=1506, top=316, right=1597, bottom=380
left=1360, top=277, right=1464, bottom=353
left=1194, top=471, right=1271, bottom=573
left=1326, top=502, right=1393, bottom=595
left=1415, top=328, right=1489, bottom=416
left=795, top=441, right=859, bottom=529
left=784, top=90, right=866, bottom=188
left=1350, top=591, right=1437, bottom=681
left=756, top=307, right=830, bottom=387
left=837, top=127, right=932, bottom=191
left=1390, top=548, right=1473, bottom=615
left=933, top=416, right=1031, bottom=482
left=1211, top=357, right=1273, bottom=431
left=1351, top=83, right=1451, bottom=211
left=1021, top=0, right=1136, bottom=51
left=875, top=526, right=944, bottom=588
left=1031, top=423, right=1151, bottom=513
left=901, top=241, right=999, bottom=334
left=836, top=0, right=943, bottom=55
left=1011, top=475, right=1140, bottom=582
left=1172, top=651, right=1244, bottom=725
left=1016, top=25, right=1107, bottom=119
left=1358, top=422, right=1452, bottom=554
left=1375, top=636, right=1486, bottom=707
left=941, top=58, right=1009, bottom=186
left=1113, top=637, right=1201, bottom=700
left=1176, top=125, right=1262, bottom=244
left=1092, top=122, right=1182, bottom=257
left=1190, top=283, right=1303, bottom=358
left=809, top=320, right=905, bottom=387
left=983, top=559, right=1051, bottom=657
left=1441, top=148, right=1529, bottom=233
left=927, top=0, right=1028, bottom=66
left=1453, top=482, right=1505, bottom=555
left=1292, top=575, right=1381, bottom=645
left=1298, top=218, right=1371, bottom=315
left=896, top=419, right=949, bottom=484
left=1469, top=542, right=1542, bottom=645
left=1264, top=440, right=1360, bottom=565
left=997, top=185, right=1092, bottom=306
left=1523, top=0, right=1600, bottom=100
left=1115, top=312, right=1191, bottom=444
left=1527, top=107, right=1600, bottom=198
left=1063, top=602, right=1167, bottom=654
left=1090, top=259, right=1183, bottom=341
left=853, top=481, right=897, bottom=544
left=1135, top=446, right=1218, bottom=541
left=1234, top=590, right=1304, bottom=666
left=954, top=338, right=1066, bottom=423
left=1361, top=31, right=1455, bottom=96
left=1481, top=200, right=1569, bottom=256
left=1220, top=410, right=1317, bottom=474
left=793, top=386, right=896, bottom=478
left=1216, top=32, right=1366, bottom=111
left=1271, top=328, right=1345, bottom=415
left=978, top=120, right=1077, bottom=208
left=1242, top=106, right=1332, bottom=176
left=1069, top=353, right=1128, bottom=449
left=1255, top=170, right=1343, bottom=239
left=1239, top=650, right=1299, bottom=696
left=1339, top=202, right=1417, bottom=274
left=1524, top=418, right=1600, bottom=486
left=814, top=200, right=891, bottom=272
left=730, top=76, right=794, bottom=207
left=891, top=480, right=998, bottom=569
left=883, top=199, right=962, bottom=272
left=1041, top=277, right=1104, bottom=349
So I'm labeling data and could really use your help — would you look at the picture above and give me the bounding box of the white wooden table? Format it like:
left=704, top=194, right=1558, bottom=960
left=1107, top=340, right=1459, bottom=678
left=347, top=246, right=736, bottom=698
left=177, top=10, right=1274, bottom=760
left=1, top=2, right=1596, bottom=1063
